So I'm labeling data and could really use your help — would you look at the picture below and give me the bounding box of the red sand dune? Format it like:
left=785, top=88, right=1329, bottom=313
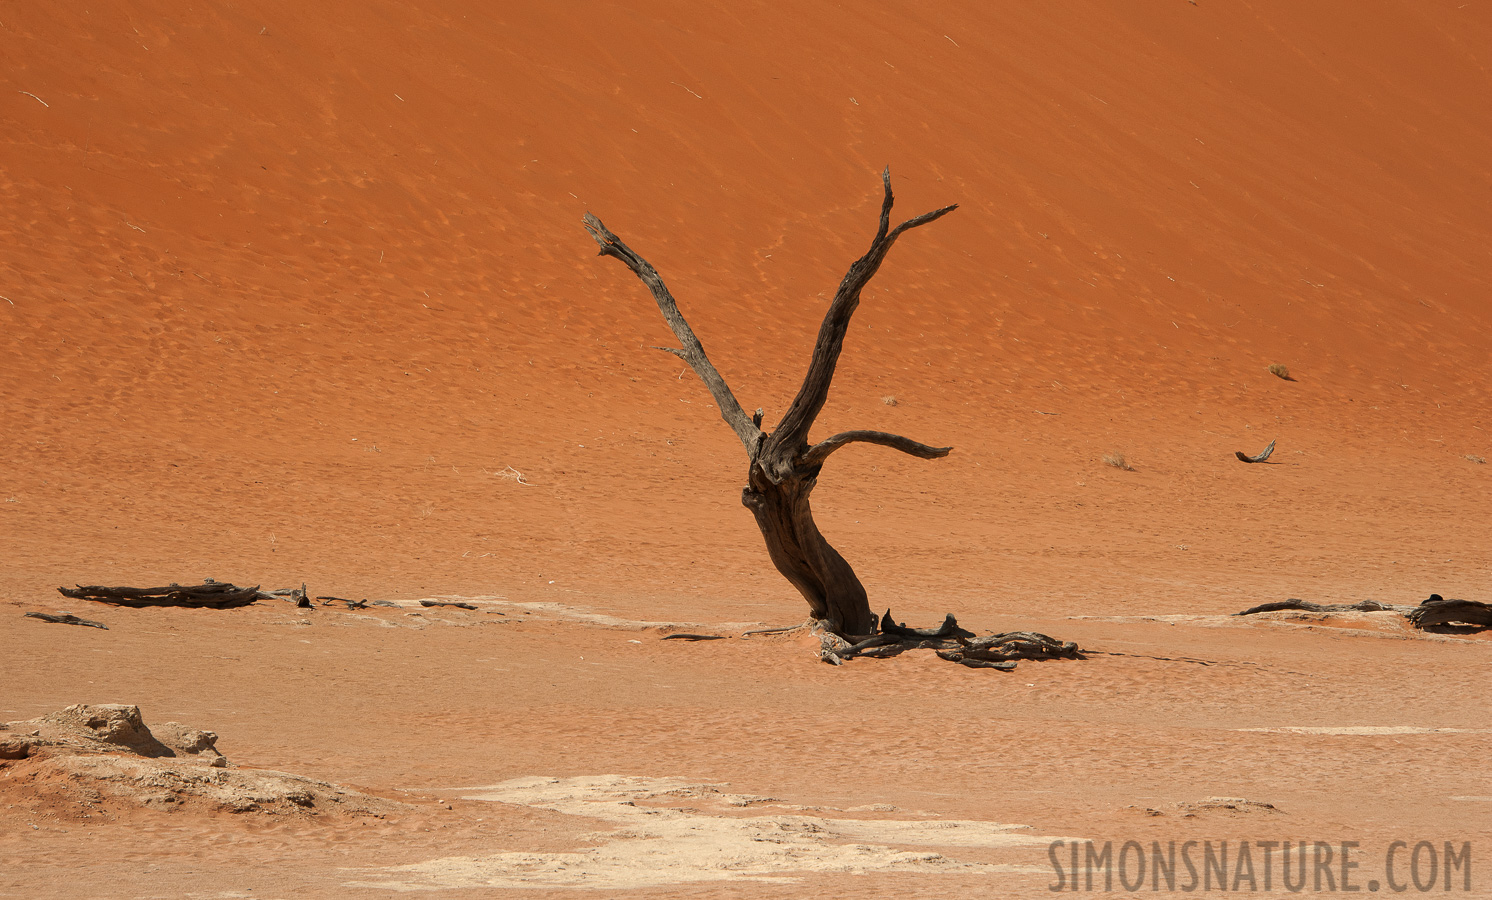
left=3, top=2, right=1490, bottom=897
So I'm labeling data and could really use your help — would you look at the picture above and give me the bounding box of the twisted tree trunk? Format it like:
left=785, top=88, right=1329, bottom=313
left=584, top=169, right=956, bottom=638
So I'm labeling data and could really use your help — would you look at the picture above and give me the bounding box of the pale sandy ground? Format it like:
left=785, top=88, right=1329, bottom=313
left=3, top=1, right=1490, bottom=897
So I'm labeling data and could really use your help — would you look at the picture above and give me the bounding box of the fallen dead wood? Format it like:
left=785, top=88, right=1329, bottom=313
left=25, top=611, right=108, bottom=630
left=661, top=633, right=727, bottom=641
left=818, top=610, right=1081, bottom=670
left=1235, top=595, right=1489, bottom=632
left=880, top=611, right=971, bottom=640
left=58, top=581, right=261, bottom=609
left=261, top=583, right=312, bottom=608
left=419, top=599, right=478, bottom=610
left=1407, top=595, right=1492, bottom=630
left=1235, top=598, right=1410, bottom=616
left=1235, top=439, right=1277, bottom=463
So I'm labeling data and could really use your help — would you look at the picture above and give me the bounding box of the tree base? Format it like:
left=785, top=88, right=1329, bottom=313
left=813, top=609, right=1082, bottom=669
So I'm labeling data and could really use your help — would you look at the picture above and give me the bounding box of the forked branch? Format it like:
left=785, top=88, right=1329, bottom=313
left=583, top=213, right=763, bottom=455
left=769, top=169, right=957, bottom=456
left=800, top=430, right=952, bottom=468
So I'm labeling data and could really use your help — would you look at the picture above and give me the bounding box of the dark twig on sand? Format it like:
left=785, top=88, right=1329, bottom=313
left=25, top=611, right=108, bottom=629
left=1235, top=439, right=1277, bottom=463
left=419, top=600, right=478, bottom=610
left=1235, top=598, right=1411, bottom=616
left=59, top=581, right=261, bottom=609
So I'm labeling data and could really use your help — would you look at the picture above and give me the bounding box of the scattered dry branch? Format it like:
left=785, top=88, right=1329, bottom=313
left=1235, top=439, right=1276, bottom=463
left=58, top=581, right=261, bottom=609
left=419, top=599, right=478, bottom=610
left=25, top=611, right=108, bottom=629
left=1235, top=598, right=1410, bottom=616
left=1235, top=594, right=1490, bottom=632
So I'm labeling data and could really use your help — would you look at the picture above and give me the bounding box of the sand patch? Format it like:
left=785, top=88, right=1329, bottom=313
left=352, top=775, right=1063, bottom=890
left=1236, top=726, right=1484, bottom=735
left=7, top=754, right=408, bottom=818
left=420, top=595, right=767, bottom=633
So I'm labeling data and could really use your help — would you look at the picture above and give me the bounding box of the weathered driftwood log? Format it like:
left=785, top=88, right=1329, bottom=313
left=1235, top=598, right=1409, bottom=616
left=1235, top=439, right=1277, bottom=463
left=1408, top=595, right=1492, bottom=629
left=419, top=600, right=478, bottom=610
left=261, top=583, right=312, bottom=607
left=25, top=611, right=108, bottom=629
left=318, top=596, right=369, bottom=609
left=58, top=582, right=261, bottom=609
left=1236, top=595, right=1489, bottom=632
left=818, top=611, right=1082, bottom=669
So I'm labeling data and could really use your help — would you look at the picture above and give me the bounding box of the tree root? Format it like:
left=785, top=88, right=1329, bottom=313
left=815, top=610, right=1081, bottom=669
left=1235, top=598, right=1412, bottom=616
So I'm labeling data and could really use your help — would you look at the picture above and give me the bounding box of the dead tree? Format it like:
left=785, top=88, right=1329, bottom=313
left=585, top=170, right=959, bottom=638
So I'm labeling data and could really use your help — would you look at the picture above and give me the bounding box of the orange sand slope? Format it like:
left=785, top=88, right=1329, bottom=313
left=3, top=0, right=1490, bottom=613
left=2, top=1, right=1490, bottom=896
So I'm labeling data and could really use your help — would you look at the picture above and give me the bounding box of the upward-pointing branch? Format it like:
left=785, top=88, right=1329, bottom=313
left=767, top=169, right=956, bottom=472
left=583, top=212, right=763, bottom=457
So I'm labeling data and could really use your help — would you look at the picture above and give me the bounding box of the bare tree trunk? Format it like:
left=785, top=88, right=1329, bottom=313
left=584, top=169, right=955, bottom=638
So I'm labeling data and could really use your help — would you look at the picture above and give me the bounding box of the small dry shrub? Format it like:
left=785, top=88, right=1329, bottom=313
left=1267, top=363, right=1292, bottom=380
left=1467, top=454, right=1486, bottom=465
left=881, top=395, right=898, bottom=406
left=1102, top=451, right=1133, bottom=471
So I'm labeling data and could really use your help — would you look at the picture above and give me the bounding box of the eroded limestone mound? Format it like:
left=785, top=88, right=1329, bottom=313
left=0, top=703, right=226, bottom=764
left=0, top=704, right=406, bottom=819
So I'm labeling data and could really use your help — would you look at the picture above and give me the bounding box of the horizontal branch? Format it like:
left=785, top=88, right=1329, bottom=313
left=799, top=430, right=952, bottom=468
left=583, top=213, right=762, bottom=457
